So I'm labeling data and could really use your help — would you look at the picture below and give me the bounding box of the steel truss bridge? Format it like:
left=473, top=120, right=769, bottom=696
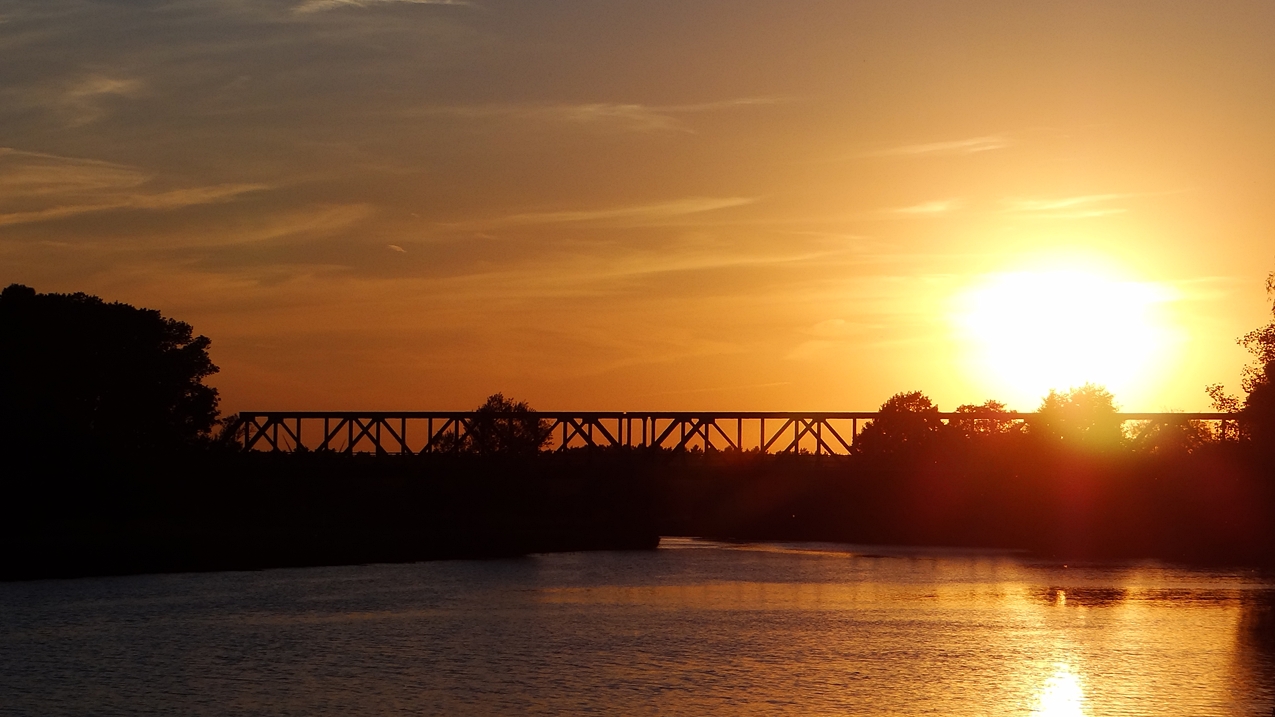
left=233, top=411, right=1236, bottom=455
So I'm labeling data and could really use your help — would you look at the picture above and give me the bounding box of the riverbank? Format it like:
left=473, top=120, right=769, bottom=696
left=3, top=444, right=1274, bottom=580
left=658, top=444, right=1275, bottom=566
left=0, top=450, right=660, bottom=581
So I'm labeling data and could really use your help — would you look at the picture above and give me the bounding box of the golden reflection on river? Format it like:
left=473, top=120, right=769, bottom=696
left=1, top=539, right=1273, bottom=715
left=537, top=541, right=1273, bottom=716
left=1033, top=664, right=1087, bottom=717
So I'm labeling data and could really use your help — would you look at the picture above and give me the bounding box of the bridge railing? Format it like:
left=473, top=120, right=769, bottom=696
left=231, top=411, right=1239, bottom=455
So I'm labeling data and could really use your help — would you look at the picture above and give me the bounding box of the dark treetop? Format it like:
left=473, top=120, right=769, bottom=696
left=0, top=284, right=220, bottom=455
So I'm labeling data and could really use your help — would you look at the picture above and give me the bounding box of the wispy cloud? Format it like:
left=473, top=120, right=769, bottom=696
left=590, top=245, right=841, bottom=283
left=1002, top=193, right=1128, bottom=218
left=786, top=318, right=883, bottom=359
left=0, top=148, right=269, bottom=227
left=187, top=204, right=376, bottom=248
left=294, top=0, right=469, bottom=14
left=413, top=98, right=782, bottom=133
left=0, top=148, right=145, bottom=195
left=888, top=199, right=962, bottom=215
left=126, top=184, right=269, bottom=210
left=785, top=340, right=835, bottom=361
left=803, top=318, right=874, bottom=338
left=5, top=75, right=147, bottom=127
left=60, top=76, right=145, bottom=126
left=869, top=135, right=1012, bottom=158
left=527, top=103, right=689, bottom=133
left=445, top=197, right=756, bottom=230
left=0, top=184, right=269, bottom=227
left=637, top=381, right=792, bottom=398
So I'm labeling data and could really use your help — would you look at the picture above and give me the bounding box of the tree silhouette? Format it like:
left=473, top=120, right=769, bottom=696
left=1032, top=383, right=1122, bottom=450
left=854, top=390, right=943, bottom=455
left=0, top=284, right=220, bottom=454
left=948, top=399, right=1019, bottom=439
left=1206, top=383, right=1242, bottom=441
left=1127, top=415, right=1212, bottom=455
left=463, top=393, right=553, bottom=455
left=1238, top=271, right=1275, bottom=445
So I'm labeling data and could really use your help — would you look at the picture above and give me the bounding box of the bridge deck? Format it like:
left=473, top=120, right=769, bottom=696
left=232, top=411, right=1237, bottom=455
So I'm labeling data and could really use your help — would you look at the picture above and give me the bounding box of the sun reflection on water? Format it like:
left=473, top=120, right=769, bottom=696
left=1031, top=664, right=1088, bottom=717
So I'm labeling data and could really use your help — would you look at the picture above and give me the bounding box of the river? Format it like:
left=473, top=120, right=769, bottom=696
left=2, top=539, right=1273, bottom=715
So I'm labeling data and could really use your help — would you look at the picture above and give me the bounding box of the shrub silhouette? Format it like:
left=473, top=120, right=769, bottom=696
left=0, top=284, right=220, bottom=454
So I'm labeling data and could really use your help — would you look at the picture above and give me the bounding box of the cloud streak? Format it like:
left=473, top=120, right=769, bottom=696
left=0, top=184, right=270, bottom=227
left=294, top=0, right=469, bottom=14
left=888, top=199, right=962, bottom=215
left=0, top=148, right=269, bottom=227
left=59, top=76, right=145, bottom=126
left=445, top=197, right=757, bottom=230
left=412, top=98, right=782, bottom=133
left=0, top=148, right=145, bottom=196
left=1002, top=193, right=1129, bottom=218
left=803, top=318, right=875, bottom=338
left=869, top=135, right=1012, bottom=158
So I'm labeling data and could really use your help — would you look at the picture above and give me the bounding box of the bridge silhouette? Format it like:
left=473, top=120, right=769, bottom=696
left=232, top=411, right=1236, bottom=455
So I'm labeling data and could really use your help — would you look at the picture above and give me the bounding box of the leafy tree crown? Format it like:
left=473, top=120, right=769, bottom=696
left=0, top=284, right=220, bottom=453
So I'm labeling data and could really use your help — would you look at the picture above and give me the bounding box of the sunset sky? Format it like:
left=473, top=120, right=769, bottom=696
left=3, top=0, right=1274, bottom=413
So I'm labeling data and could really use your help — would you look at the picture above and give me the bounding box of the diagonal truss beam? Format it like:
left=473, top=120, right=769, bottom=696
left=235, top=411, right=1240, bottom=455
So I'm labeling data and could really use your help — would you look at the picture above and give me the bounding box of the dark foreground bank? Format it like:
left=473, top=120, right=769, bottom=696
left=4, top=442, right=1275, bottom=580
left=0, top=450, right=660, bottom=581
left=658, top=443, right=1275, bottom=566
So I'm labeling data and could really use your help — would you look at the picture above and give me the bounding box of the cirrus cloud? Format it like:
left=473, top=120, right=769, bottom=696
left=868, top=135, right=1013, bottom=158
left=0, top=148, right=269, bottom=227
left=294, top=0, right=470, bottom=14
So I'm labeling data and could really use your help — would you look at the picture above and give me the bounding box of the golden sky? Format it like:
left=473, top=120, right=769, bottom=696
left=2, top=0, right=1274, bottom=412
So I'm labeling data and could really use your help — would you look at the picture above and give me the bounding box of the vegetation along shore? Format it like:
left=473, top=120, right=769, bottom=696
left=3, top=276, right=1275, bottom=580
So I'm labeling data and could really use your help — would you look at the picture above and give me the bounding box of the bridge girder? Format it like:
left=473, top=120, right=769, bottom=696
left=232, top=411, right=1238, bottom=455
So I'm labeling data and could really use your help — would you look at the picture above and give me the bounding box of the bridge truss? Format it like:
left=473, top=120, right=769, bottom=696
left=231, top=411, right=1236, bottom=456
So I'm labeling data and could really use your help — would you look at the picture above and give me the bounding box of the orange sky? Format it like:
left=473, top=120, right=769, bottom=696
left=2, top=0, right=1274, bottom=413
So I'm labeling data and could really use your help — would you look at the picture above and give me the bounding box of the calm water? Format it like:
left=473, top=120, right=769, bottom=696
left=2, top=539, right=1274, bottom=716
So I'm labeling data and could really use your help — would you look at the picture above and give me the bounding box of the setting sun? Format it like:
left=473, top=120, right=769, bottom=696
left=951, top=266, right=1180, bottom=409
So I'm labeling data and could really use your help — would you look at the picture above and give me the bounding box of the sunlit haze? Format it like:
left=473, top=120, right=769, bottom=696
left=3, top=0, right=1274, bottom=412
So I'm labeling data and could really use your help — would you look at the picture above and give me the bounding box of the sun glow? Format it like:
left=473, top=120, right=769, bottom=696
left=951, top=265, right=1179, bottom=410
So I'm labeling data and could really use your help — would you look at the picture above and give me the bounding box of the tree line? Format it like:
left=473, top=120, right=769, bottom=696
left=3, top=270, right=1274, bottom=459
left=4, top=276, right=1275, bottom=575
